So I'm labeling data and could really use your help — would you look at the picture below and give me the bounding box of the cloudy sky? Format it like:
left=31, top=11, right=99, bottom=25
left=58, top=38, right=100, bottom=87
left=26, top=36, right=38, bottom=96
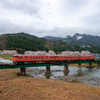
left=0, top=0, right=100, bottom=37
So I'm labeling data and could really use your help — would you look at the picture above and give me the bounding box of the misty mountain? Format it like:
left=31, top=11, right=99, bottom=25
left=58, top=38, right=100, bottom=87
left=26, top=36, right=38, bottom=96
left=44, top=33, right=100, bottom=47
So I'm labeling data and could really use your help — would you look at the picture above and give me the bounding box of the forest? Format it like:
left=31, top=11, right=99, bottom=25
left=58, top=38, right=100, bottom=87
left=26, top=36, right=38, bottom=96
left=0, top=32, right=100, bottom=54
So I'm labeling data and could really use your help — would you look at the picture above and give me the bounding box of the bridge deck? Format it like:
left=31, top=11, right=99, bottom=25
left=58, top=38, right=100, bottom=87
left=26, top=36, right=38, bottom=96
left=0, top=60, right=100, bottom=69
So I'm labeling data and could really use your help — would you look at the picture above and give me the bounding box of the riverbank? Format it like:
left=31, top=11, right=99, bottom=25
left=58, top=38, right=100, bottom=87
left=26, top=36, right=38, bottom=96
left=0, top=54, right=13, bottom=60
left=0, top=69, right=100, bottom=100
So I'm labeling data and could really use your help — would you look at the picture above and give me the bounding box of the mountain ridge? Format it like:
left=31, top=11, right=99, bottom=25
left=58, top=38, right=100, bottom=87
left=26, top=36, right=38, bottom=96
left=44, top=33, right=100, bottom=47
left=0, top=32, right=100, bottom=53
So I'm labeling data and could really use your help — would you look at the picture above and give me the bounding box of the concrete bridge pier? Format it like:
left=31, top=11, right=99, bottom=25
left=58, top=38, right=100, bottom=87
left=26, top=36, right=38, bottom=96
left=89, top=63, right=92, bottom=69
left=87, top=63, right=93, bottom=69
left=43, top=66, right=53, bottom=79
left=97, top=62, right=100, bottom=68
left=20, top=68, right=26, bottom=75
left=45, top=66, right=51, bottom=74
left=63, top=65, right=69, bottom=75
left=78, top=63, right=82, bottom=70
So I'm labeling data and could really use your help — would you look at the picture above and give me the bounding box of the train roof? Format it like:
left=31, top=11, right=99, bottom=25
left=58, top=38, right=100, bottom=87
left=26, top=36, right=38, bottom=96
left=13, top=55, right=93, bottom=56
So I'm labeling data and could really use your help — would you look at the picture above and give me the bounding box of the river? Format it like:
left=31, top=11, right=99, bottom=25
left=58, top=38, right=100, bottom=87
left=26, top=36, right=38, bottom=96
left=27, top=66, right=100, bottom=87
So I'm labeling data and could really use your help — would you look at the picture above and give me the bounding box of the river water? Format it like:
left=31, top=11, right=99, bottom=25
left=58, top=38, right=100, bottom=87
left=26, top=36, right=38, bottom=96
left=0, top=58, right=100, bottom=87
left=27, top=66, right=100, bottom=87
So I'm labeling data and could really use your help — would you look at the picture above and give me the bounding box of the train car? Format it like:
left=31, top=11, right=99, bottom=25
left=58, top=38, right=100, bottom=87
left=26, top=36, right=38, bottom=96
left=55, top=56, right=80, bottom=61
left=13, top=55, right=95, bottom=64
left=79, top=56, right=95, bottom=61
left=13, top=55, right=55, bottom=63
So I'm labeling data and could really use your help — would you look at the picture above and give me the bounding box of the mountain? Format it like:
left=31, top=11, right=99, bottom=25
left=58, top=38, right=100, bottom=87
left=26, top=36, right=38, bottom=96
left=67, top=33, right=100, bottom=47
left=0, top=32, right=100, bottom=53
left=44, top=33, right=100, bottom=47
left=0, top=32, right=71, bottom=53
left=44, top=36, right=62, bottom=40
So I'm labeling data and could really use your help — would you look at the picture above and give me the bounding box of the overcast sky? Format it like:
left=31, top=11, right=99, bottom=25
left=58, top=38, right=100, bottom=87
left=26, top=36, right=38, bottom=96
left=0, top=0, right=100, bottom=37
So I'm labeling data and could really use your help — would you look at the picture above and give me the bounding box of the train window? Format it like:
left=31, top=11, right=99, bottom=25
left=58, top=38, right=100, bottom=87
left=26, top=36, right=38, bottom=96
left=58, top=57, right=60, bottom=58
left=30, top=57, right=32, bottom=59
left=46, top=57, right=48, bottom=58
left=85, top=57, right=90, bottom=58
left=39, top=57, right=41, bottom=59
left=68, top=57, right=72, bottom=58
left=20, top=57, right=23, bottom=59
left=33, top=57, right=35, bottom=59
left=36, top=57, right=38, bottom=59
left=13, top=56, right=18, bottom=58
left=25, top=57, right=28, bottom=59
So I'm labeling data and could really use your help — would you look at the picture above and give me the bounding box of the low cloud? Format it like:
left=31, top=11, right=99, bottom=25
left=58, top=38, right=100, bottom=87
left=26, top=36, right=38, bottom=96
left=0, top=0, right=100, bottom=37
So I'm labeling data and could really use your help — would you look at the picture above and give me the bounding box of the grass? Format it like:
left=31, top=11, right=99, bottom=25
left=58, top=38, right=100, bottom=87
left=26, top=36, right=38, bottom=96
left=0, top=54, right=13, bottom=57
left=0, top=54, right=13, bottom=60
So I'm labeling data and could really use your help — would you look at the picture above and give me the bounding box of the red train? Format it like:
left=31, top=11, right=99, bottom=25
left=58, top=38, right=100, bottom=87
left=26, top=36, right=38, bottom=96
left=13, top=55, right=95, bottom=64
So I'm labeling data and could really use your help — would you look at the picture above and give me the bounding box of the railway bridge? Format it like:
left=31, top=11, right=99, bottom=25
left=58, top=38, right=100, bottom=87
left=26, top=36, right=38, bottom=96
left=0, top=60, right=100, bottom=76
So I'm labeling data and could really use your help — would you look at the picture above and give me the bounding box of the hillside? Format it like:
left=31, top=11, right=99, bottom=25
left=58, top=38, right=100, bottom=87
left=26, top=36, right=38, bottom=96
left=0, top=32, right=100, bottom=53
left=44, top=33, right=100, bottom=47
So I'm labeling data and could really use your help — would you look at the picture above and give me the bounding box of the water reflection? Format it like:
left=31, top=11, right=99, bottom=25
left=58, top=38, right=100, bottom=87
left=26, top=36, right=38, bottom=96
left=27, top=66, right=100, bottom=85
left=63, top=71, right=69, bottom=76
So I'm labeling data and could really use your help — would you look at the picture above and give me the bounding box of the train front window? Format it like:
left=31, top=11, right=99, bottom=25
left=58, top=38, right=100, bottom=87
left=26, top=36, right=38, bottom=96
left=13, top=56, right=18, bottom=58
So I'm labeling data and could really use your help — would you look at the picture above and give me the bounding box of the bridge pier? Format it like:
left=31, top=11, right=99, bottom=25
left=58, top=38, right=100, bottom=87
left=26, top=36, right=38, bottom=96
left=63, top=65, right=69, bottom=72
left=97, top=62, right=100, bottom=68
left=45, top=66, right=51, bottom=74
left=87, top=63, right=93, bottom=69
left=63, top=65, right=69, bottom=76
left=20, top=68, right=26, bottom=75
left=78, top=63, right=82, bottom=70
left=89, top=63, right=92, bottom=68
